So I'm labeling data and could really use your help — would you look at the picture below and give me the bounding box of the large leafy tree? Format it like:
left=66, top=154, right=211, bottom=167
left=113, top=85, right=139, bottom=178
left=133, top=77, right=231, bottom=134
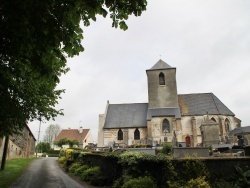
left=0, top=0, right=147, bottom=136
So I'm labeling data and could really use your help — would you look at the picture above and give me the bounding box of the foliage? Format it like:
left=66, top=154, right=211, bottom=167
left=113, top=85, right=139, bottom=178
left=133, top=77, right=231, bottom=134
left=160, top=143, right=172, bottom=155
left=68, top=140, right=79, bottom=148
left=58, top=156, right=67, bottom=166
left=211, top=179, right=235, bottom=188
left=80, top=166, right=103, bottom=186
left=118, top=151, right=175, bottom=187
left=54, top=138, right=79, bottom=148
left=0, top=158, right=37, bottom=187
left=70, top=163, right=80, bottom=174
left=121, top=176, right=157, bottom=188
left=0, top=0, right=147, bottom=136
left=59, top=149, right=66, bottom=157
left=74, top=165, right=89, bottom=176
left=54, top=138, right=68, bottom=148
left=128, top=144, right=152, bottom=148
left=43, top=124, right=61, bottom=146
left=35, top=142, right=51, bottom=153
left=66, top=149, right=74, bottom=161
left=186, top=176, right=210, bottom=188
left=233, top=166, right=250, bottom=187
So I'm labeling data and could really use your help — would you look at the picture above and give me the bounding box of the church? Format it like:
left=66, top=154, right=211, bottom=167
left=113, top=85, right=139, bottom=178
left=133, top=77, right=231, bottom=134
left=97, top=60, right=241, bottom=147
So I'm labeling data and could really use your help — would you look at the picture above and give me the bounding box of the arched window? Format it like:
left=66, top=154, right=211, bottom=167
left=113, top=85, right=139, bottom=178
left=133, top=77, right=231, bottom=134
left=162, top=119, right=170, bottom=134
left=159, top=72, right=165, bottom=85
left=211, top=118, right=216, bottom=122
left=225, top=119, right=230, bottom=133
left=134, top=128, right=140, bottom=140
left=118, top=129, right=123, bottom=140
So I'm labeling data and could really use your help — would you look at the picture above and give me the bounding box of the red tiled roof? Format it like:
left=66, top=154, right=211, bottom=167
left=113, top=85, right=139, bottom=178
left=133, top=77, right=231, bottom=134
left=54, top=129, right=90, bottom=142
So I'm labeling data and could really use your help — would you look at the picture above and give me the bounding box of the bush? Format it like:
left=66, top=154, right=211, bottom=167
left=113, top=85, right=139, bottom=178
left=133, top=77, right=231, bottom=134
left=58, top=156, right=67, bottom=166
left=74, top=165, right=89, bottom=176
left=59, top=149, right=66, bottom=157
left=68, top=163, right=81, bottom=174
left=211, top=179, right=234, bottom=188
left=186, top=176, right=210, bottom=188
left=160, top=143, right=172, bottom=155
left=121, top=176, right=157, bottom=188
left=80, top=166, right=103, bottom=186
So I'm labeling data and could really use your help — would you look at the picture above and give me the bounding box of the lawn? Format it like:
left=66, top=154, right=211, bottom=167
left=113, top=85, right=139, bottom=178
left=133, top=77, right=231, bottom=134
left=0, top=157, right=37, bottom=188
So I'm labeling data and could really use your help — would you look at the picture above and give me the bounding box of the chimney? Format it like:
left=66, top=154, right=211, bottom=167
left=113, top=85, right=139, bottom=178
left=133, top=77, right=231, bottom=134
left=79, top=126, right=83, bottom=134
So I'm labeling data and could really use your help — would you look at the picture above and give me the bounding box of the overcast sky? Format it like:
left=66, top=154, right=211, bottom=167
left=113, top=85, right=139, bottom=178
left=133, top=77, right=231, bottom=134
left=29, top=0, right=250, bottom=143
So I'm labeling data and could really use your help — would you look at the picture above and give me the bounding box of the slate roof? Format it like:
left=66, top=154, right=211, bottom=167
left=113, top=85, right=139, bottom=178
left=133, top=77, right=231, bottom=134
left=104, top=103, right=148, bottom=129
left=54, top=129, right=90, bottom=142
left=147, top=59, right=174, bottom=70
left=178, top=93, right=235, bottom=116
left=103, top=93, right=235, bottom=129
left=147, top=107, right=181, bottom=120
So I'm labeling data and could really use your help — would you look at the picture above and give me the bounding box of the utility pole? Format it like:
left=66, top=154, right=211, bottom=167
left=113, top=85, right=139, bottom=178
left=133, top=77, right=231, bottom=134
left=36, top=120, right=42, bottom=157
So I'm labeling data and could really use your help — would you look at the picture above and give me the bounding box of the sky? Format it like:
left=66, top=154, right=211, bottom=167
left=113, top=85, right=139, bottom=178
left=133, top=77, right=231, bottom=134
left=29, top=0, right=250, bottom=143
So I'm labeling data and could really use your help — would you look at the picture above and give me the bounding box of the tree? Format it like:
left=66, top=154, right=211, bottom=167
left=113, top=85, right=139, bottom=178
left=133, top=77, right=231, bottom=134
left=43, top=124, right=61, bottom=147
left=54, top=138, right=79, bottom=148
left=54, top=138, right=68, bottom=148
left=36, top=142, right=51, bottom=153
left=0, top=0, right=147, bottom=136
left=68, top=140, right=79, bottom=148
left=0, top=0, right=147, bottom=170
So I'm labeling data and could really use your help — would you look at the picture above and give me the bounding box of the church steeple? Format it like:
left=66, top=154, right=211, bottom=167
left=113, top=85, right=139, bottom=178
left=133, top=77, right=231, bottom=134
left=149, top=59, right=173, bottom=70
left=146, top=59, right=178, bottom=108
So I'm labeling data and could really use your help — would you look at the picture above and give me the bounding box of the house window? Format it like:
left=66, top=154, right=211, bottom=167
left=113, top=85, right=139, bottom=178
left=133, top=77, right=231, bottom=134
left=134, top=128, right=140, bottom=140
left=159, top=72, right=165, bottom=85
left=118, top=129, right=123, bottom=140
left=162, top=119, right=170, bottom=134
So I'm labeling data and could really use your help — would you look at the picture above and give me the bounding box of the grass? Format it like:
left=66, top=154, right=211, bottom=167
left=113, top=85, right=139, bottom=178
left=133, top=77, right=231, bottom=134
left=0, top=157, right=38, bottom=188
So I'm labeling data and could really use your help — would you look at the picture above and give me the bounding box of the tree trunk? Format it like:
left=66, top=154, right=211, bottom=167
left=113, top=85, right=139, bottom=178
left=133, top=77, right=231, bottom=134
left=1, top=135, right=9, bottom=170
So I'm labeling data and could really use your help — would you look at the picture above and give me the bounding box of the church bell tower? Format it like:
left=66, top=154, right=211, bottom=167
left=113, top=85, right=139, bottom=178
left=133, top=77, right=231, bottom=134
left=146, top=59, right=181, bottom=144
left=146, top=59, right=179, bottom=108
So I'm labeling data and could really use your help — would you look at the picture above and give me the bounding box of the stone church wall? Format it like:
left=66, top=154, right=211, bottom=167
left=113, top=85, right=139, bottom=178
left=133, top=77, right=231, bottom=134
left=180, top=115, right=239, bottom=147
left=102, top=128, right=147, bottom=147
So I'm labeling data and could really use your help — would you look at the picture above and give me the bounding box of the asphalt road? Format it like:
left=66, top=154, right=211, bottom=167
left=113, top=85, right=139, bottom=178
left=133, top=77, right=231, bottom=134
left=11, top=157, right=95, bottom=188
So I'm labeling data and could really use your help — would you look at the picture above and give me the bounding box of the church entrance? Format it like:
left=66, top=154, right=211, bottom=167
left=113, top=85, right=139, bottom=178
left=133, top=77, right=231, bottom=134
left=185, top=135, right=191, bottom=147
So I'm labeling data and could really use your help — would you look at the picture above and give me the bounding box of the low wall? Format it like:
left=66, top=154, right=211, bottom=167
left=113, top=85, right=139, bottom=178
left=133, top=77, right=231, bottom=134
left=173, top=147, right=209, bottom=158
left=127, top=148, right=156, bottom=155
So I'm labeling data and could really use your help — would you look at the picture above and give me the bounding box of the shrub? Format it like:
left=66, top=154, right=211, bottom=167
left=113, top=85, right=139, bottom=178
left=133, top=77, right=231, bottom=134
left=59, top=149, right=66, bottom=157
left=66, top=149, right=74, bottom=161
left=160, top=143, right=172, bottom=155
left=121, top=176, right=157, bottom=188
left=58, top=156, right=67, bottom=166
left=80, top=166, right=103, bottom=186
left=186, top=176, right=210, bottom=188
left=74, top=165, right=89, bottom=176
left=68, top=163, right=81, bottom=174
left=211, top=179, right=235, bottom=188
left=232, top=166, right=250, bottom=187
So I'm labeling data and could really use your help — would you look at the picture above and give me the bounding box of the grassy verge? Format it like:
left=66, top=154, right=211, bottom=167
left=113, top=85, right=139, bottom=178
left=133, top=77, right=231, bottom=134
left=0, top=157, right=38, bottom=188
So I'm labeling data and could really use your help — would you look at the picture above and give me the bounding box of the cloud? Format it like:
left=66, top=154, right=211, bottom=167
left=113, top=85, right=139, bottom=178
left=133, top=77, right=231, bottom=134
left=29, top=0, right=250, bottom=143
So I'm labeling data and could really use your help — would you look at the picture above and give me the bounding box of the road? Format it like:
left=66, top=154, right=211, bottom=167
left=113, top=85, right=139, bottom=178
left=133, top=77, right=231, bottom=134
left=11, top=157, right=97, bottom=188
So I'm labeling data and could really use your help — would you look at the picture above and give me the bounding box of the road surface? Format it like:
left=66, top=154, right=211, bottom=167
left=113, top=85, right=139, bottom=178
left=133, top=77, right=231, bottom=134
left=11, top=157, right=97, bottom=188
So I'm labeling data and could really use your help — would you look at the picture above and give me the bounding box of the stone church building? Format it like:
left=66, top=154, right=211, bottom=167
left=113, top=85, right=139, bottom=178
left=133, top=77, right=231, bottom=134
left=97, top=60, right=241, bottom=147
